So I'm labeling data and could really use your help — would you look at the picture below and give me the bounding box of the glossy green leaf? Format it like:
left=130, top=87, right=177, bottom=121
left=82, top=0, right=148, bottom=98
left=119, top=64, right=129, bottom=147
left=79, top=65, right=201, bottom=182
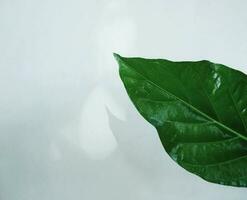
left=114, top=53, right=247, bottom=187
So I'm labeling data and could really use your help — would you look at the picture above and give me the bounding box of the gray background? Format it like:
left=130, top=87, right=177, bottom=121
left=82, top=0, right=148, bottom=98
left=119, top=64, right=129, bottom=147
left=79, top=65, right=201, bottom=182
left=0, top=0, right=247, bottom=199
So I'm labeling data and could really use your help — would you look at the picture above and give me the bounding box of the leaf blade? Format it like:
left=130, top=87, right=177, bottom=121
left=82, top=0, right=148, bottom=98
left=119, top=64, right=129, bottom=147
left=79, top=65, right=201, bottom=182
left=115, top=53, right=247, bottom=187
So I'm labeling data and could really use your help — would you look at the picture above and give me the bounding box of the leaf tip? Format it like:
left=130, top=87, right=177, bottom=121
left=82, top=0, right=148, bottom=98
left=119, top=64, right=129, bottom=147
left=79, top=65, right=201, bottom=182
left=113, top=53, right=122, bottom=62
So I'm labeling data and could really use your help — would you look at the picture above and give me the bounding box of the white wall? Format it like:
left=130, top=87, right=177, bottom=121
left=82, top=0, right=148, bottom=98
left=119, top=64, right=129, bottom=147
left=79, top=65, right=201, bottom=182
left=0, top=0, right=246, bottom=199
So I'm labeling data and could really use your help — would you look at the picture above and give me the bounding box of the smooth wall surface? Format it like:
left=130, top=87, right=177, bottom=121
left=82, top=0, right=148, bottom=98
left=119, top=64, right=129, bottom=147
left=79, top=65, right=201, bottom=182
left=0, top=0, right=247, bottom=199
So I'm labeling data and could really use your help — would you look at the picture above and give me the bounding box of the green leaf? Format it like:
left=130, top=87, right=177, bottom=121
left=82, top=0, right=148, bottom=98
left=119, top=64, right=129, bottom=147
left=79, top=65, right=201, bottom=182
left=114, top=53, right=247, bottom=187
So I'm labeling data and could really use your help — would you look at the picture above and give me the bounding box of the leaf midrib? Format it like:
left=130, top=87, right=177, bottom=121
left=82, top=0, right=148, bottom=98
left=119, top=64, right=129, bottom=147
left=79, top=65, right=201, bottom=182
left=120, top=58, right=247, bottom=142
